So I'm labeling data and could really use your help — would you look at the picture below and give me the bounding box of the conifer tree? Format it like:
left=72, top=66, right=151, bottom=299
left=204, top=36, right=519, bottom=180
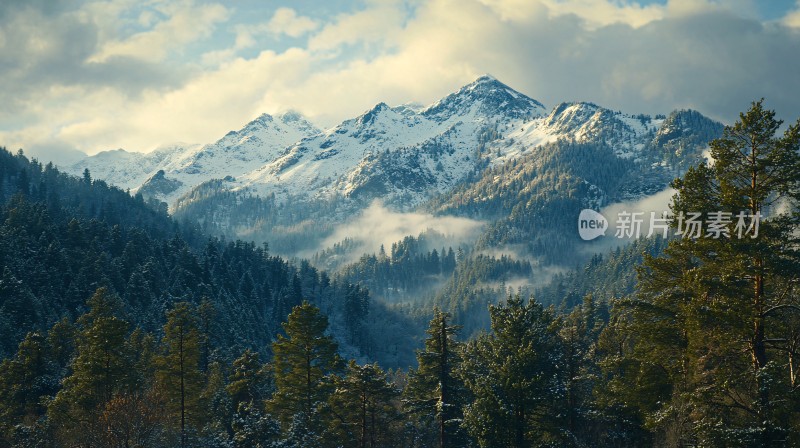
left=461, top=295, right=564, bottom=448
left=48, top=287, right=135, bottom=441
left=268, top=301, right=341, bottom=430
left=558, top=295, right=605, bottom=443
left=0, top=332, right=57, bottom=441
left=404, top=308, right=468, bottom=448
left=227, top=349, right=272, bottom=410
left=631, top=100, right=800, bottom=444
left=155, top=301, right=205, bottom=447
left=329, top=361, right=400, bottom=448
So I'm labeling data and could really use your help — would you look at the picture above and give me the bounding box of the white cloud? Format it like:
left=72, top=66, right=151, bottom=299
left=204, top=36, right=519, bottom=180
left=577, top=188, right=677, bottom=254
left=600, top=188, right=677, bottom=240
left=308, top=2, right=406, bottom=52
left=57, top=47, right=316, bottom=153
left=321, top=201, right=485, bottom=259
left=784, top=1, right=800, bottom=27
left=2, top=0, right=800, bottom=158
left=267, top=7, right=318, bottom=38
left=537, top=0, right=665, bottom=28
left=91, top=0, right=230, bottom=63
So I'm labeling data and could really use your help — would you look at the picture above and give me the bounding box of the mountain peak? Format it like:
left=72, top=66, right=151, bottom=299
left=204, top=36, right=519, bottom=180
left=472, top=73, right=498, bottom=84
left=392, top=102, right=424, bottom=116
left=422, top=75, right=545, bottom=121
left=354, top=102, right=392, bottom=127
left=276, top=109, right=306, bottom=123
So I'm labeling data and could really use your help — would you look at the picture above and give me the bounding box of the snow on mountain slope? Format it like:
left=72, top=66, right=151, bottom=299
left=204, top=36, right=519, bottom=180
left=237, top=75, right=547, bottom=206
left=242, top=102, right=443, bottom=191
left=68, top=111, right=321, bottom=204
left=144, top=110, right=321, bottom=204
left=489, top=102, right=664, bottom=164
left=67, top=75, right=720, bottom=219
left=69, top=144, right=195, bottom=191
left=422, top=74, right=546, bottom=122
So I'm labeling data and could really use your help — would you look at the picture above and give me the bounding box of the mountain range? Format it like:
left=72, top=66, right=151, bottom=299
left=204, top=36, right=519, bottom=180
left=66, top=75, right=724, bottom=265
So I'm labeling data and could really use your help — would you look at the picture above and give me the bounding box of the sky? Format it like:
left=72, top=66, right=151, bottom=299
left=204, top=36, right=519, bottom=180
left=2, top=0, right=800, bottom=162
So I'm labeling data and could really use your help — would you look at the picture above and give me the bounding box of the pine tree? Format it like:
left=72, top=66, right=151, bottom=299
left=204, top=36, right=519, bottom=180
left=329, top=361, right=400, bottom=448
left=630, top=100, right=800, bottom=444
left=461, top=295, right=564, bottom=448
left=199, top=361, right=235, bottom=441
left=227, top=349, right=272, bottom=410
left=48, top=287, right=135, bottom=441
left=231, top=400, right=280, bottom=448
left=225, top=349, right=274, bottom=444
left=0, top=332, right=58, bottom=442
left=155, top=301, right=205, bottom=447
left=404, top=308, right=468, bottom=448
left=268, top=301, right=341, bottom=430
left=557, top=295, right=606, bottom=444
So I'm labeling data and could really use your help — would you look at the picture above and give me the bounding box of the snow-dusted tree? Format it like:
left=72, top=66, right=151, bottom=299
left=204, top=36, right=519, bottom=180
left=404, top=308, right=469, bottom=448
left=155, top=301, right=205, bottom=447
left=267, top=301, right=341, bottom=431
left=329, top=361, right=400, bottom=447
left=461, top=295, right=564, bottom=448
left=48, top=287, right=137, bottom=443
left=628, top=100, right=800, bottom=444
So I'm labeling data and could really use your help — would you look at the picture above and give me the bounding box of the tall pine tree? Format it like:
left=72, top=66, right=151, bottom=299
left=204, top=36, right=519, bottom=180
left=48, top=287, right=136, bottom=443
left=155, top=301, right=205, bottom=447
left=404, top=308, right=469, bottom=448
left=631, top=100, right=800, bottom=444
left=329, top=361, right=400, bottom=448
left=461, top=295, right=564, bottom=448
left=268, top=301, right=341, bottom=431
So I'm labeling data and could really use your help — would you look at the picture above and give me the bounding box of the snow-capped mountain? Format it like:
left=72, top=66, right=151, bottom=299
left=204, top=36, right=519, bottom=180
left=235, top=75, right=547, bottom=206
left=68, top=110, right=320, bottom=203
left=70, top=143, right=195, bottom=192
left=65, top=75, right=722, bottom=252
left=69, top=75, right=557, bottom=207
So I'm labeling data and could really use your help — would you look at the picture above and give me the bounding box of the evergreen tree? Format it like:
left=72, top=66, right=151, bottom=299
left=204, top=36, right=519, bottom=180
left=231, top=401, right=280, bottom=448
left=155, top=301, right=205, bottom=447
left=227, top=349, right=272, bottom=410
left=199, top=361, right=234, bottom=442
left=557, top=295, right=606, bottom=444
left=48, top=287, right=135, bottom=442
left=628, top=100, right=800, bottom=444
left=461, top=295, right=564, bottom=448
left=268, top=301, right=341, bottom=430
left=404, top=308, right=469, bottom=448
left=329, top=361, right=400, bottom=448
left=276, top=411, right=323, bottom=448
left=0, top=332, right=58, bottom=442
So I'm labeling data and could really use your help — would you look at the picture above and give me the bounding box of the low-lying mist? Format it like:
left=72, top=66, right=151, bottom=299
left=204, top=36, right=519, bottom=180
left=307, top=200, right=485, bottom=268
left=579, top=188, right=677, bottom=255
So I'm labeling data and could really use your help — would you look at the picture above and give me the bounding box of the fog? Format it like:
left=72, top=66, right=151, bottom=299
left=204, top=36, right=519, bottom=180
left=579, top=188, right=677, bottom=255
left=316, top=200, right=485, bottom=265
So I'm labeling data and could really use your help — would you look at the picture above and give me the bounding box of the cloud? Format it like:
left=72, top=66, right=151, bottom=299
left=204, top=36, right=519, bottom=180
left=536, top=0, right=665, bottom=28
left=267, top=7, right=318, bottom=38
left=785, top=1, right=800, bottom=27
left=600, top=188, right=677, bottom=240
left=320, top=201, right=485, bottom=260
left=92, top=1, right=229, bottom=62
left=308, top=2, right=406, bottom=52
left=91, top=1, right=230, bottom=63
left=577, top=187, right=677, bottom=254
left=25, top=139, right=87, bottom=167
left=3, top=0, right=800, bottom=158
